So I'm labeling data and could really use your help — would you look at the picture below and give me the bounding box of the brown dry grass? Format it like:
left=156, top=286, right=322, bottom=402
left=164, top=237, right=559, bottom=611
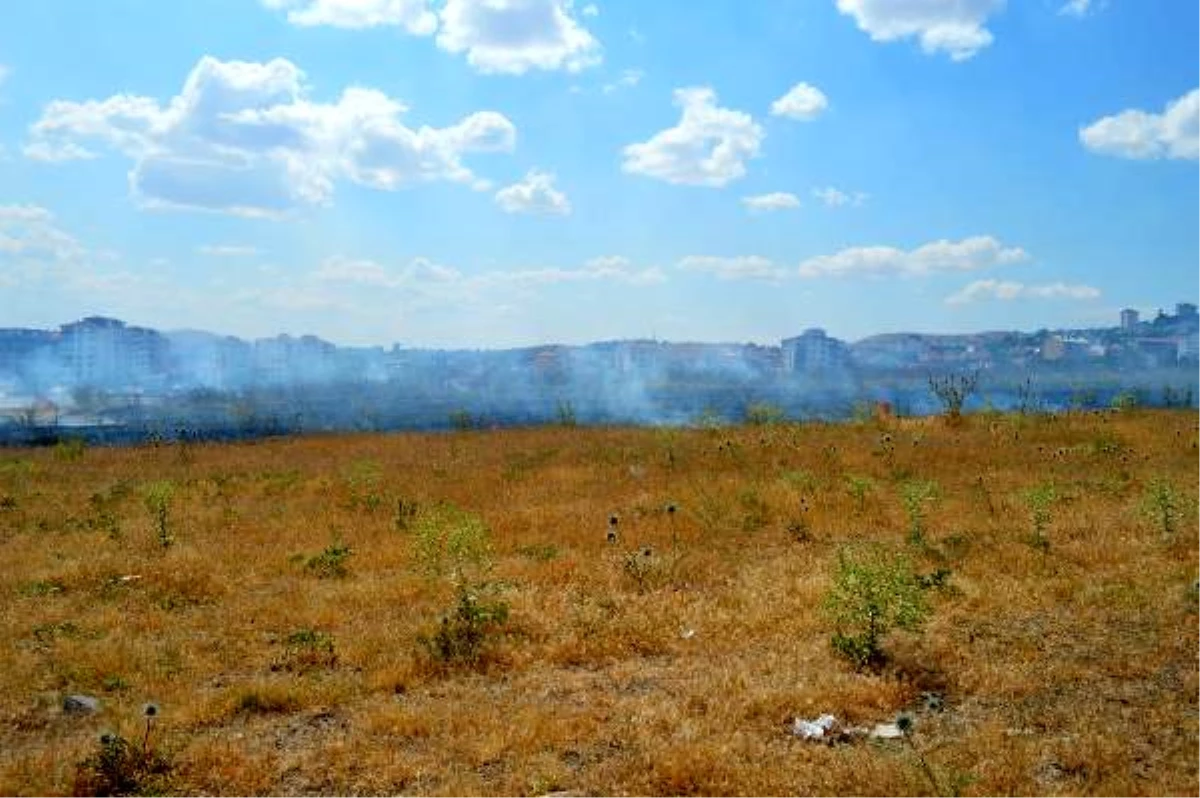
left=0, top=409, right=1196, bottom=796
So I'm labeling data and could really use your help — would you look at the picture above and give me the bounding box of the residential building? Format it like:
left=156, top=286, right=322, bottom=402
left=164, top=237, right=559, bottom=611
left=1120, top=308, right=1140, bottom=330
left=782, top=328, right=849, bottom=373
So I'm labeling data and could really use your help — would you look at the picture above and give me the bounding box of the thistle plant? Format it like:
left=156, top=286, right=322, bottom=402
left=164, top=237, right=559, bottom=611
left=900, top=480, right=939, bottom=546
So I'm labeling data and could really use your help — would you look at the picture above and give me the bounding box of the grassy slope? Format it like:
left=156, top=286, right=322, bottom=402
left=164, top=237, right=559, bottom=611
left=0, top=409, right=1196, bottom=796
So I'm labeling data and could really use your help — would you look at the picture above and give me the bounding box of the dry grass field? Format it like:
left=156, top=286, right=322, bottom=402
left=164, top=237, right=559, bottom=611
left=0, top=408, right=1196, bottom=796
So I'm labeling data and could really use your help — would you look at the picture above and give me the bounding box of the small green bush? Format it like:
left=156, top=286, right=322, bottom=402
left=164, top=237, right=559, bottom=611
left=304, top=539, right=354, bottom=579
left=823, top=544, right=929, bottom=669
left=1142, top=477, right=1183, bottom=539
left=900, top=480, right=939, bottom=546
left=418, top=586, right=509, bottom=667
left=412, top=503, right=492, bottom=582
left=142, top=481, right=175, bottom=550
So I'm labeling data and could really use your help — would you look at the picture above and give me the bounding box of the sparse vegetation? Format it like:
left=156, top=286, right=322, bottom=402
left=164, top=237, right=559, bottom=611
left=0, top=410, right=1194, bottom=795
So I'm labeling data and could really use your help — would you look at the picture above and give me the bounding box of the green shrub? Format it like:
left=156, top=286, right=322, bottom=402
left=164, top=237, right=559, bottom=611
left=418, top=585, right=509, bottom=667
left=900, top=480, right=939, bottom=546
left=54, top=437, right=86, bottom=462
left=1024, top=482, right=1057, bottom=551
left=304, top=538, right=354, bottom=578
left=73, top=717, right=171, bottom=797
left=1142, top=477, right=1183, bottom=539
left=412, top=503, right=492, bottom=582
left=142, top=481, right=175, bottom=550
left=822, top=544, right=929, bottom=669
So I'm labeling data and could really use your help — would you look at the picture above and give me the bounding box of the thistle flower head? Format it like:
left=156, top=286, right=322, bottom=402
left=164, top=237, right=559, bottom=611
left=896, top=712, right=914, bottom=734
left=142, top=702, right=159, bottom=718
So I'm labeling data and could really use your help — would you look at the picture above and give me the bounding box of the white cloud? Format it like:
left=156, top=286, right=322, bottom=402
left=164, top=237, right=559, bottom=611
left=197, top=244, right=260, bottom=257
left=1079, top=89, right=1199, bottom=161
left=312, top=253, right=664, bottom=293
left=945, top=279, right=1101, bottom=304
left=0, top=204, right=85, bottom=264
left=437, top=0, right=601, bottom=75
left=835, top=0, right=1003, bottom=61
left=622, top=87, right=764, bottom=187
left=262, top=0, right=437, bottom=33
left=770, top=82, right=828, bottom=121
left=602, top=69, right=643, bottom=94
left=1058, top=0, right=1093, bottom=17
left=25, top=56, right=517, bottom=216
left=798, top=235, right=1028, bottom=278
left=494, top=170, right=571, bottom=215
left=0, top=64, right=9, bottom=87
left=678, top=255, right=787, bottom=281
left=741, top=192, right=800, bottom=212
left=812, top=186, right=868, bottom=207
left=263, top=0, right=601, bottom=75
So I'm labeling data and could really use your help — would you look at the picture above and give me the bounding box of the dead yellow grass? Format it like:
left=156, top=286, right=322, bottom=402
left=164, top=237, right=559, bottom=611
left=0, top=409, right=1196, bottom=795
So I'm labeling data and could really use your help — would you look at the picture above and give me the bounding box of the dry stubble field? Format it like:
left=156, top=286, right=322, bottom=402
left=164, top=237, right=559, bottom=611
left=0, top=408, right=1196, bottom=795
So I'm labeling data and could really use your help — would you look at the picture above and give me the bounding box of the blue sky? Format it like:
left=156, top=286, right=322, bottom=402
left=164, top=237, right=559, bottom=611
left=0, top=0, right=1196, bottom=348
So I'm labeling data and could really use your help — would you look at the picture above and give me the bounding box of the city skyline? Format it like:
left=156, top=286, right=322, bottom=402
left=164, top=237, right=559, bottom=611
left=1, top=1, right=1197, bottom=348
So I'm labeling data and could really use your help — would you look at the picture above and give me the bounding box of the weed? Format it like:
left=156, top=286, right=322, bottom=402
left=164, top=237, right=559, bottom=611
left=900, top=480, right=939, bottom=546
left=897, top=715, right=969, bottom=796
left=304, top=538, right=354, bottom=579
left=739, top=487, right=770, bottom=532
left=18, top=578, right=65, bottom=598
left=621, top=546, right=667, bottom=594
left=786, top=497, right=812, bottom=543
left=744, top=402, right=786, bottom=426
left=72, top=716, right=172, bottom=796
left=412, top=503, right=492, bottom=583
left=235, top=687, right=300, bottom=715
left=142, top=481, right=175, bottom=550
left=928, top=371, right=979, bottom=426
left=823, top=544, right=929, bottom=669
left=555, top=399, right=578, bottom=427
left=845, top=474, right=873, bottom=512
left=53, top=437, right=86, bottom=462
left=418, top=585, right=510, bottom=668
left=448, top=409, right=476, bottom=432
left=343, top=459, right=383, bottom=512
left=393, top=497, right=420, bottom=531
left=1024, top=482, right=1057, bottom=551
left=274, top=628, right=338, bottom=673
left=1142, top=477, right=1183, bottom=539
left=516, top=543, right=560, bottom=562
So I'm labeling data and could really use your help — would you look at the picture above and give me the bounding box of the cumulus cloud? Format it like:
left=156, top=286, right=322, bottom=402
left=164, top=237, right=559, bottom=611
left=741, top=192, right=800, bottom=212
left=770, top=82, right=828, bottom=121
left=0, top=204, right=85, bottom=263
left=945, top=279, right=1101, bottom=304
left=1079, top=89, right=1199, bottom=161
left=261, top=0, right=437, bottom=33
left=622, top=87, right=764, bottom=187
left=436, top=0, right=602, bottom=75
left=835, top=0, right=1004, bottom=61
left=678, top=255, right=787, bottom=281
left=798, top=235, right=1028, bottom=278
left=24, top=56, right=517, bottom=216
left=262, top=0, right=601, bottom=74
left=494, top=170, right=571, bottom=215
left=811, top=186, right=868, bottom=207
